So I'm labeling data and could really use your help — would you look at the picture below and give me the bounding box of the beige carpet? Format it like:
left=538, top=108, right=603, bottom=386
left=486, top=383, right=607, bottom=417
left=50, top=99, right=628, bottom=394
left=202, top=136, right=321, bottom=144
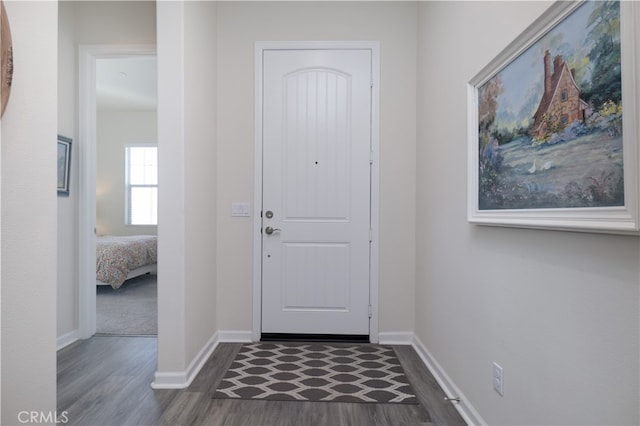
left=96, top=274, right=157, bottom=335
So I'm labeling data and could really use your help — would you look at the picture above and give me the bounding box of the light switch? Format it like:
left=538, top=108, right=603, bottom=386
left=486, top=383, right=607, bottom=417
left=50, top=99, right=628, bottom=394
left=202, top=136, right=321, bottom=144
left=231, top=202, right=251, bottom=217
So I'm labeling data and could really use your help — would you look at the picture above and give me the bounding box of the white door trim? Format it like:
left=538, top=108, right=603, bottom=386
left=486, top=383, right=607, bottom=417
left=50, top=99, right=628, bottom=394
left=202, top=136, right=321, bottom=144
left=77, top=44, right=156, bottom=339
left=252, top=41, right=381, bottom=343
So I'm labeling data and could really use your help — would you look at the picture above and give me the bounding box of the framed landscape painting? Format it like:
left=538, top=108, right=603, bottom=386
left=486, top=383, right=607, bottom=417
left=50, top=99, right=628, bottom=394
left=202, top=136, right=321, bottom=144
left=467, top=0, right=640, bottom=234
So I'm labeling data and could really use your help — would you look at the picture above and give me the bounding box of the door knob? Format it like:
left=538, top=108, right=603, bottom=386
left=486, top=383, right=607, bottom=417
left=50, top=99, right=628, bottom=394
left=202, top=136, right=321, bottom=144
left=264, top=226, right=281, bottom=235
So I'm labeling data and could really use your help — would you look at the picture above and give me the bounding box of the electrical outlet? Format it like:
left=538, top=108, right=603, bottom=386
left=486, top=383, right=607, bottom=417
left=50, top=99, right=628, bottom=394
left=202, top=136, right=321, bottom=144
left=493, top=362, right=504, bottom=396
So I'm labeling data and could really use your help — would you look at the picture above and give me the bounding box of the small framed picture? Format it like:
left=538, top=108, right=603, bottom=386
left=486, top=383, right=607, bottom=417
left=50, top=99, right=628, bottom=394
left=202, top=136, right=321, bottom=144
left=57, top=135, right=72, bottom=195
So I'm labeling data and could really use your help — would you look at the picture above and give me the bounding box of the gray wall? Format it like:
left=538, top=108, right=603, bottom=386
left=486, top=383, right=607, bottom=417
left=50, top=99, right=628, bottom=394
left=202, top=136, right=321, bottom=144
left=214, top=0, right=418, bottom=335
left=416, top=2, right=639, bottom=424
left=2, top=1, right=58, bottom=422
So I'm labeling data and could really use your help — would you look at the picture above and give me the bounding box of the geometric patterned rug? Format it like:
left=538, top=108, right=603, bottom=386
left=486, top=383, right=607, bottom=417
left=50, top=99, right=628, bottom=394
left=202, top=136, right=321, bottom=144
left=212, top=342, right=419, bottom=404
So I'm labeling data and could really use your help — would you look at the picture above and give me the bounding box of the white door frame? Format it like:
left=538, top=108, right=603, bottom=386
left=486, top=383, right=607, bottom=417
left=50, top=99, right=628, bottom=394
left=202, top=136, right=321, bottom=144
left=252, top=41, right=381, bottom=343
left=77, top=44, right=156, bottom=339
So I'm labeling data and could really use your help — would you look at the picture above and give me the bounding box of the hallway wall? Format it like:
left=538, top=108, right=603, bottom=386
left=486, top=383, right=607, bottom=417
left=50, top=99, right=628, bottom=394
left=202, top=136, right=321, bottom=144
left=215, top=0, right=418, bottom=335
left=416, top=2, right=639, bottom=424
left=1, top=1, right=58, bottom=422
left=155, top=0, right=219, bottom=377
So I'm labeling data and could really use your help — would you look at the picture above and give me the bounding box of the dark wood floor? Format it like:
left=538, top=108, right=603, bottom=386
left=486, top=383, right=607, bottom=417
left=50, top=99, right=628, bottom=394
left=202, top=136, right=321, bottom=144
left=57, top=337, right=465, bottom=426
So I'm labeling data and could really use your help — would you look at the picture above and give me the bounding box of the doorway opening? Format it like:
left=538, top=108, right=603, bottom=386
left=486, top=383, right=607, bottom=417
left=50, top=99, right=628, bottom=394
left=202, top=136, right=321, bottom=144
left=78, top=46, right=157, bottom=338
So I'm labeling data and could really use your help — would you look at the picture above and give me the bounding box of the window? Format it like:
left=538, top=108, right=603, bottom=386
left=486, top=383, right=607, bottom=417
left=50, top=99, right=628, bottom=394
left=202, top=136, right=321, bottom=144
left=561, top=90, right=568, bottom=102
left=125, top=145, right=157, bottom=225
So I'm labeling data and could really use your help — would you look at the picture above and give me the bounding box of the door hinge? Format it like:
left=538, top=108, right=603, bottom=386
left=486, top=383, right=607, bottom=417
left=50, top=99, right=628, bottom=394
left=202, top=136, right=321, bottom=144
left=368, top=304, right=372, bottom=318
left=370, top=150, right=374, bottom=165
left=369, top=228, right=373, bottom=242
left=370, top=72, right=374, bottom=88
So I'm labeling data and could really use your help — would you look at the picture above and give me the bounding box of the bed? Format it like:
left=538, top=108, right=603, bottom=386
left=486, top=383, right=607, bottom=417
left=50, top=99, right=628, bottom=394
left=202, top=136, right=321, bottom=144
left=96, top=235, right=157, bottom=289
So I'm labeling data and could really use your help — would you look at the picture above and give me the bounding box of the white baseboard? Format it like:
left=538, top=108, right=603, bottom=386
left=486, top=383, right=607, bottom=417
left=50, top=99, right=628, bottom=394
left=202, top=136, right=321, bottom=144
left=378, top=331, right=414, bottom=345
left=151, top=331, right=221, bottom=389
left=150, top=371, right=190, bottom=390
left=217, top=330, right=253, bottom=342
left=149, top=328, right=484, bottom=426
left=57, top=330, right=79, bottom=351
left=150, top=330, right=253, bottom=389
left=411, top=335, right=486, bottom=426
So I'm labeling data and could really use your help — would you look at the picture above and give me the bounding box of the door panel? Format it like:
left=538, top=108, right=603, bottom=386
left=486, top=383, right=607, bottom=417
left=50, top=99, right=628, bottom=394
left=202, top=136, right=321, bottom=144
left=261, top=49, right=372, bottom=335
left=284, top=69, right=350, bottom=221
left=282, top=243, right=350, bottom=311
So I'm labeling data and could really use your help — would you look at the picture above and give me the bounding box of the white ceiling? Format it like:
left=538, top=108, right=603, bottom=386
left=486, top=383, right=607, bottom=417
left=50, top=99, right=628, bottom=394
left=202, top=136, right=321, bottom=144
left=96, top=56, right=157, bottom=111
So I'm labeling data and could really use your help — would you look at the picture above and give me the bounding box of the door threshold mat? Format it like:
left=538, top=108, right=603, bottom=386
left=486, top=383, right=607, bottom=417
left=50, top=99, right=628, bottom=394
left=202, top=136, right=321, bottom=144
left=261, top=333, right=369, bottom=343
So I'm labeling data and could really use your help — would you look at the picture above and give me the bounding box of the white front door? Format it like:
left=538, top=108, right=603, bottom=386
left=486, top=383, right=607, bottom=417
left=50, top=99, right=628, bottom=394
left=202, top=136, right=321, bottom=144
left=261, top=49, right=372, bottom=336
